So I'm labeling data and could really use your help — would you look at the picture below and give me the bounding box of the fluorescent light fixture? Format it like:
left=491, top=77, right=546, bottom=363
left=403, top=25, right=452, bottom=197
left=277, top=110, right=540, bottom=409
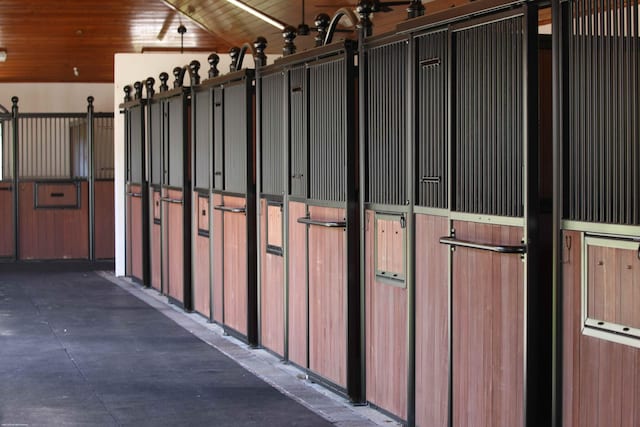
left=225, top=0, right=285, bottom=30
left=0, top=50, right=7, bottom=62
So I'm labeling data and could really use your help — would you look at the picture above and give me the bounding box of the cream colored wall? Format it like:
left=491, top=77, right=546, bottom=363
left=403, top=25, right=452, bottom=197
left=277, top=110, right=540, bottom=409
left=0, top=83, right=114, bottom=112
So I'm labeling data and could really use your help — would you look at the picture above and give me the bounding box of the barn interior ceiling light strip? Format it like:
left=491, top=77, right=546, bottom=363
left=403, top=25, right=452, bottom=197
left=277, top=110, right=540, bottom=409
left=225, top=0, right=286, bottom=30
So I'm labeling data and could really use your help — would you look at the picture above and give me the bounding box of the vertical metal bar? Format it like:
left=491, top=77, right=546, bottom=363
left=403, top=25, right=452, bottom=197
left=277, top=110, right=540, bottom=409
left=11, top=96, right=18, bottom=260
left=447, top=26, right=455, bottom=427
left=87, top=96, right=95, bottom=260
left=358, top=37, right=368, bottom=405
left=255, top=65, right=264, bottom=347
left=283, top=69, right=290, bottom=361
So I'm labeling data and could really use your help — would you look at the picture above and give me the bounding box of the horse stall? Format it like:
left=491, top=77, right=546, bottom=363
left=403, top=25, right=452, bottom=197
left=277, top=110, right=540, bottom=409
left=258, top=40, right=361, bottom=400
left=121, top=83, right=149, bottom=283
left=146, top=71, right=192, bottom=309
left=2, top=96, right=114, bottom=262
left=359, top=2, right=553, bottom=424
left=208, top=60, right=258, bottom=344
left=560, top=0, right=640, bottom=425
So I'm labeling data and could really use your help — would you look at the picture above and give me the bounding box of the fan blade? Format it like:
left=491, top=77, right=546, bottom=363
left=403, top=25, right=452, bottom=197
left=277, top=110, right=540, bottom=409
left=157, top=10, right=177, bottom=40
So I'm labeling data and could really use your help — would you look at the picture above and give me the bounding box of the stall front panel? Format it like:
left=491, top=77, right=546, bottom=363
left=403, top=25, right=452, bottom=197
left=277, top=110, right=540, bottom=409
left=148, top=100, right=163, bottom=291
left=124, top=104, right=145, bottom=280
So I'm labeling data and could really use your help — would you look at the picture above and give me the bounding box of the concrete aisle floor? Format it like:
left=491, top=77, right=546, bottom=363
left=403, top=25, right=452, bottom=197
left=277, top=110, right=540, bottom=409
left=0, top=262, right=390, bottom=427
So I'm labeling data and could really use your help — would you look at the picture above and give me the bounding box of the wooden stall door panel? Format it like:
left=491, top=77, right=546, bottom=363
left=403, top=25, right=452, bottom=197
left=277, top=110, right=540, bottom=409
left=212, top=194, right=224, bottom=323
left=562, top=230, right=581, bottom=427
left=131, top=194, right=143, bottom=281
left=223, top=196, right=248, bottom=335
left=151, top=222, right=161, bottom=291
left=260, top=199, right=285, bottom=355
left=308, top=206, right=346, bottom=387
left=166, top=189, right=184, bottom=303
left=415, top=214, right=450, bottom=427
left=364, top=210, right=407, bottom=419
left=288, top=201, right=307, bottom=366
left=0, top=183, right=13, bottom=257
left=452, top=221, right=524, bottom=427
left=192, top=192, right=210, bottom=317
left=94, top=181, right=114, bottom=259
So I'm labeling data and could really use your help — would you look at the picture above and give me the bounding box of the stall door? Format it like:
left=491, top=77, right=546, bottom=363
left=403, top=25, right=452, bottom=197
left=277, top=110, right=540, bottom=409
left=441, top=8, right=542, bottom=427
left=0, top=181, right=14, bottom=258
left=125, top=104, right=145, bottom=282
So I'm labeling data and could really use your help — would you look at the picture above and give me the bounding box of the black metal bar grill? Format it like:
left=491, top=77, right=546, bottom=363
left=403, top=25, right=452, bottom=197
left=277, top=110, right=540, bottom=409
left=212, top=205, right=246, bottom=214
left=439, top=236, right=527, bottom=254
left=297, top=216, right=347, bottom=228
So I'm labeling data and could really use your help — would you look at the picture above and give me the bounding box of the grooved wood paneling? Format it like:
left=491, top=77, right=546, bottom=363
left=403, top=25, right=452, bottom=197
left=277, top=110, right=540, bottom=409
left=212, top=193, right=224, bottom=323
left=308, top=205, right=346, bottom=387
left=260, top=199, right=285, bottom=356
left=36, top=182, right=78, bottom=207
left=222, top=195, right=247, bottom=335
left=415, top=213, right=449, bottom=427
left=288, top=201, right=307, bottom=367
left=19, top=181, right=88, bottom=260
left=130, top=188, right=143, bottom=281
left=0, top=182, right=14, bottom=257
left=165, top=188, right=184, bottom=303
left=365, top=210, right=407, bottom=420
left=94, top=181, right=114, bottom=259
left=193, top=191, right=210, bottom=318
left=563, top=230, right=640, bottom=427
left=452, top=220, right=524, bottom=427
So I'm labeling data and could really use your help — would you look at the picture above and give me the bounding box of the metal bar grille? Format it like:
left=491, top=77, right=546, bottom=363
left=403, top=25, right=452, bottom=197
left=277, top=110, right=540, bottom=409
left=309, top=58, right=347, bottom=202
left=149, top=102, right=162, bottom=186
left=454, top=16, right=524, bottom=217
left=194, top=89, right=211, bottom=189
left=2, top=116, right=14, bottom=179
left=224, top=83, right=248, bottom=193
left=128, top=107, right=142, bottom=183
left=261, top=72, right=285, bottom=196
left=213, top=88, right=224, bottom=190
left=94, top=116, right=114, bottom=180
left=167, top=97, right=184, bottom=188
left=289, top=66, right=307, bottom=198
left=567, top=0, right=640, bottom=225
left=366, top=39, right=408, bottom=205
left=417, top=30, right=449, bottom=209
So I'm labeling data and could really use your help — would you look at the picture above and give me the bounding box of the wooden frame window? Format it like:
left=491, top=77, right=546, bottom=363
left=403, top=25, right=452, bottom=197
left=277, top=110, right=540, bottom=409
left=266, top=200, right=283, bottom=256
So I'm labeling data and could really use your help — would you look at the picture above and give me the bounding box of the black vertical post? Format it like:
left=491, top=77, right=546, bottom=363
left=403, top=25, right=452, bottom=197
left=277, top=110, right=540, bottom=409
left=87, top=96, right=95, bottom=260
left=11, top=96, right=18, bottom=261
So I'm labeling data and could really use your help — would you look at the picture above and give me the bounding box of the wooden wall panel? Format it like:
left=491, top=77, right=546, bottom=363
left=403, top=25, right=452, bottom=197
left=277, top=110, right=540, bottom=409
left=288, top=201, right=307, bottom=367
left=563, top=230, right=640, bottom=427
left=150, top=190, right=161, bottom=291
left=308, top=206, right=346, bottom=387
left=193, top=192, right=210, bottom=317
left=94, top=180, right=114, bottom=259
left=222, top=195, right=247, bottom=335
left=130, top=191, right=143, bottom=281
left=212, top=193, right=224, bottom=323
left=365, top=210, right=408, bottom=419
left=260, top=199, right=285, bottom=355
left=0, top=182, right=14, bottom=257
left=36, top=182, right=78, bottom=207
left=452, top=221, right=524, bottom=427
left=18, top=181, right=89, bottom=260
left=165, top=188, right=184, bottom=303
left=415, top=213, right=449, bottom=427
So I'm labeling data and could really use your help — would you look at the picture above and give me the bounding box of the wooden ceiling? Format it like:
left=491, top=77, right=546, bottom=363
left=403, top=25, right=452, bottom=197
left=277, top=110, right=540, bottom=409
left=0, top=0, right=551, bottom=83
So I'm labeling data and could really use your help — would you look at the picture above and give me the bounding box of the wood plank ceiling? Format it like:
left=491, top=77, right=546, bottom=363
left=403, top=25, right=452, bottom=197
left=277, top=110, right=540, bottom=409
left=0, top=0, right=551, bottom=83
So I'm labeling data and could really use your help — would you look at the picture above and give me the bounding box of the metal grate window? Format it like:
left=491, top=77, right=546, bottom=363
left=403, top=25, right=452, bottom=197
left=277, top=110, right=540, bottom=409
left=193, top=89, right=211, bottom=190
left=454, top=16, right=524, bottom=217
left=223, top=82, right=248, bottom=193
left=261, top=72, right=285, bottom=196
left=567, top=0, right=640, bottom=225
left=289, top=66, right=307, bottom=198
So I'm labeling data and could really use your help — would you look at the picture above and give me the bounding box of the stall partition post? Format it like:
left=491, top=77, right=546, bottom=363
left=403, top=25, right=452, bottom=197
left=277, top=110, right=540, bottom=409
left=87, top=96, right=95, bottom=260
left=11, top=96, right=18, bottom=260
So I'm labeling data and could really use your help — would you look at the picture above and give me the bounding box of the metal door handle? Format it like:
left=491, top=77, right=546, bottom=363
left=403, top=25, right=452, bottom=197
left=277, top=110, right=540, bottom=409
left=297, top=217, right=346, bottom=228
left=439, top=236, right=526, bottom=254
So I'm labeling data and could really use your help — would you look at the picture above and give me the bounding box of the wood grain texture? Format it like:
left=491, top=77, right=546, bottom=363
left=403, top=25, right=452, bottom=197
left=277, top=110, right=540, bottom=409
left=452, top=220, right=524, bottom=427
left=375, top=215, right=404, bottom=279
left=212, top=193, right=224, bottom=323
left=415, top=213, right=449, bottom=427
left=308, top=205, right=346, bottom=387
left=164, top=188, right=184, bottom=303
left=260, top=199, right=285, bottom=355
left=267, top=203, right=283, bottom=248
left=365, top=210, right=408, bottom=419
left=18, top=181, right=88, bottom=260
left=94, top=180, right=114, bottom=259
left=0, top=182, right=14, bottom=257
left=130, top=188, right=143, bottom=281
left=150, top=190, right=161, bottom=291
left=563, top=230, right=640, bottom=427
left=222, top=195, right=248, bottom=335
left=36, top=182, right=78, bottom=207
left=192, top=191, right=210, bottom=317
left=288, top=201, right=307, bottom=367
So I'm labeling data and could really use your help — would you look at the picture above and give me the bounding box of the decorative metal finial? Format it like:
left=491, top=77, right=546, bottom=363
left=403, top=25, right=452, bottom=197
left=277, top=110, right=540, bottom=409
left=314, top=13, right=330, bottom=47
left=145, top=77, right=156, bottom=98
left=407, top=0, right=425, bottom=19
left=178, top=24, right=187, bottom=54
left=173, top=66, right=184, bottom=88
left=356, top=1, right=373, bottom=39
left=123, top=85, right=132, bottom=102
left=159, top=72, right=169, bottom=92
left=208, top=54, right=220, bottom=78
left=87, top=96, right=94, bottom=106
left=133, top=81, right=143, bottom=100
left=282, top=25, right=297, bottom=56
left=229, top=47, right=241, bottom=72
left=253, top=37, right=267, bottom=68
left=189, top=60, right=201, bottom=85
